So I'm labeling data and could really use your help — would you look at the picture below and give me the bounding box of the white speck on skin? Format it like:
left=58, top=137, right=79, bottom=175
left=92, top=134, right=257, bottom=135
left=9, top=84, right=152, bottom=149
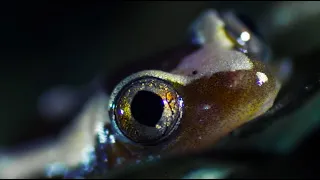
left=256, top=72, right=268, bottom=86
left=203, top=104, right=211, bottom=110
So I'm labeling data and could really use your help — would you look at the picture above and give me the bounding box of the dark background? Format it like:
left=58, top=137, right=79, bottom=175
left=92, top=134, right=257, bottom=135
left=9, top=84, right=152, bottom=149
left=0, top=1, right=276, bottom=146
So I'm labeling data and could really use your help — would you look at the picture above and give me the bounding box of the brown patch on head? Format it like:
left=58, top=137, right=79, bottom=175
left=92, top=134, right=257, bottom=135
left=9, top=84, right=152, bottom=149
left=164, top=60, right=278, bottom=154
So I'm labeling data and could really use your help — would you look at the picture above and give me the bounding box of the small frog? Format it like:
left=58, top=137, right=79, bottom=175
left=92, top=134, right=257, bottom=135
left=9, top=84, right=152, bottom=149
left=0, top=10, right=289, bottom=178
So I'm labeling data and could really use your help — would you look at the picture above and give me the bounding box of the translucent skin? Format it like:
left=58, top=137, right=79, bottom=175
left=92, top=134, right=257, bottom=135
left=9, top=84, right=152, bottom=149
left=167, top=60, right=278, bottom=153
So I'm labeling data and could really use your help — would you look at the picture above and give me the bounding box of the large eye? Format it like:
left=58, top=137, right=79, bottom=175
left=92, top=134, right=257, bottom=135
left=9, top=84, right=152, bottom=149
left=109, top=76, right=184, bottom=145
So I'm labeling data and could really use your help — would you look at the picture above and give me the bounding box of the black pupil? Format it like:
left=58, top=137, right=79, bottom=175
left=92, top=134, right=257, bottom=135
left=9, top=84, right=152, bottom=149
left=131, top=90, right=164, bottom=127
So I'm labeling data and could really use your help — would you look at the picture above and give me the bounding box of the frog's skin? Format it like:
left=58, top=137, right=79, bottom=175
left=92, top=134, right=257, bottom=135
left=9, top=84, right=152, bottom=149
left=0, top=10, right=281, bottom=179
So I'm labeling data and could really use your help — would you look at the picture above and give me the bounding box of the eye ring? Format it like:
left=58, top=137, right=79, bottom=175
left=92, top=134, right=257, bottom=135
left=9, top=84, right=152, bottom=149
left=109, top=71, right=184, bottom=145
